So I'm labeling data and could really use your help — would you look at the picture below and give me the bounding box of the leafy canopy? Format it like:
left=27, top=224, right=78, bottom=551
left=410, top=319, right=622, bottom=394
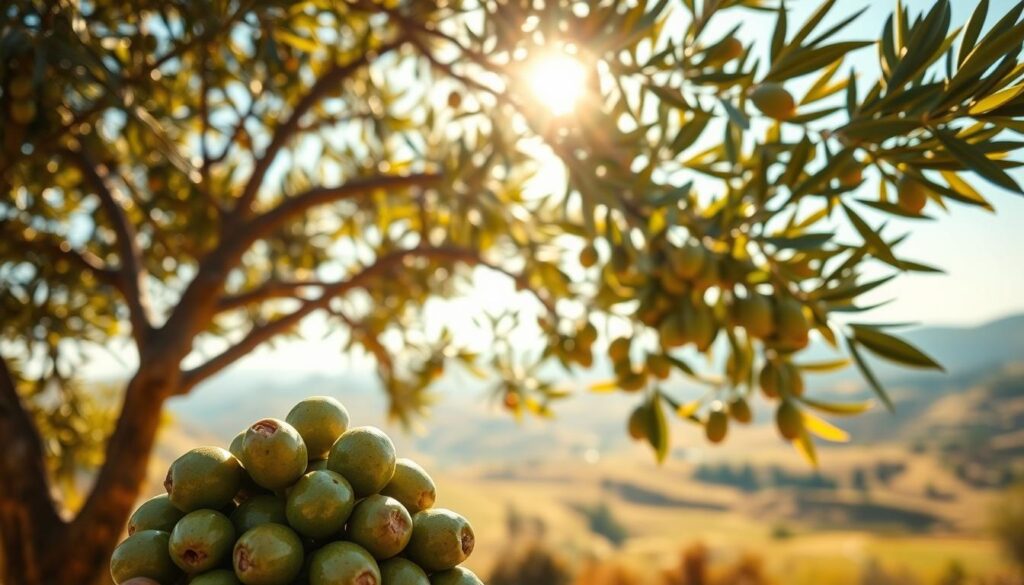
left=2, top=0, right=1024, bottom=475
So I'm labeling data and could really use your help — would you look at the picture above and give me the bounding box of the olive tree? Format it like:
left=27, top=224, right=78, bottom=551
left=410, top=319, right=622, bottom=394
left=1, top=0, right=1023, bottom=582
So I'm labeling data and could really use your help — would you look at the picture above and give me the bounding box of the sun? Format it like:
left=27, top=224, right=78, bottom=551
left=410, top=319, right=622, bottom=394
left=527, top=53, right=588, bottom=116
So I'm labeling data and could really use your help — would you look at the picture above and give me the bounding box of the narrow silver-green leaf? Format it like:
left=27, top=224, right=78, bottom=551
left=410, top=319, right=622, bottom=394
left=850, top=325, right=944, bottom=370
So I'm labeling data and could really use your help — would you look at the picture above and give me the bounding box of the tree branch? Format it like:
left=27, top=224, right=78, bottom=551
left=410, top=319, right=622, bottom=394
left=178, top=248, right=414, bottom=393
left=6, top=220, right=119, bottom=285
left=216, top=280, right=331, bottom=312
left=163, top=171, right=440, bottom=352
left=232, top=38, right=405, bottom=218
left=179, top=244, right=552, bottom=393
left=70, top=149, right=152, bottom=346
left=245, top=172, right=441, bottom=245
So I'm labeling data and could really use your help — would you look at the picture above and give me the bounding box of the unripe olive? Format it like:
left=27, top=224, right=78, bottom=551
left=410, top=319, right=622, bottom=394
left=715, top=37, right=744, bottom=63
left=618, top=368, right=648, bottom=392
left=572, top=346, right=594, bottom=368
left=579, top=245, right=598, bottom=268
left=646, top=354, right=672, bottom=380
left=627, top=405, right=647, bottom=441
left=734, top=294, right=775, bottom=339
left=781, top=362, right=805, bottom=397
left=637, top=301, right=665, bottom=327
left=659, top=311, right=688, bottom=348
left=610, top=245, right=630, bottom=274
left=693, top=257, right=721, bottom=292
left=447, top=90, right=463, bottom=109
left=838, top=162, right=863, bottom=188
left=749, top=83, right=796, bottom=121
left=759, top=361, right=782, bottom=398
left=608, top=337, right=631, bottom=362
left=728, top=397, right=753, bottom=424
left=692, top=303, right=717, bottom=352
left=705, top=409, right=729, bottom=443
left=775, top=401, right=803, bottom=440
left=774, top=298, right=810, bottom=351
left=659, top=269, right=689, bottom=295
left=897, top=176, right=929, bottom=215
left=671, top=243, right=706, bottom=280
left=700, top=37, right=743, bottom=66
left=577, top=322, right=598, bottom=346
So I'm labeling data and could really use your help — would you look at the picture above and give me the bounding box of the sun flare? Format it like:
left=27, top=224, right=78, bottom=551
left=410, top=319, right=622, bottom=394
left=527, top=53, right=587, bottom=116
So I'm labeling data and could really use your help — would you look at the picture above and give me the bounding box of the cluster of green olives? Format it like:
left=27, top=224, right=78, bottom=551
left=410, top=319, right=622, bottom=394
left=110, top=397, right=482, bottom=585
left=574, top=235, right=823, bottom=444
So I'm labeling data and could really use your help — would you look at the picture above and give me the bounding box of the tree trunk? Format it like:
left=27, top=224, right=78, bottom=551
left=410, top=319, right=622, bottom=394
left=0, top=362, right=173, bottom=585
left=0, top=356, right=63, bottom=585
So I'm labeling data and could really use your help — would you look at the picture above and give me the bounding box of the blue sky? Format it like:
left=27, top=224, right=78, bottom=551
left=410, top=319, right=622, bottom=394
left=721, top=0, right=1024, bottom=327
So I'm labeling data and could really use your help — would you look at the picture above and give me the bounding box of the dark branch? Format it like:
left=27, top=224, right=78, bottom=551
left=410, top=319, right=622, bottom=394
left=9, top=222, right=119, bottom=285
left=178, top=248, right=414, bottom=393
left=232, top=39, right=405, bottom=218
left=216, top=280, right=331, bottom=312
left=163, top=171, right=440, bottom=352
left=70, top=149, right=152, bottom=346
left=245, top=172, right=441, bottom=246
left=180, top=244, right=551, bottom=393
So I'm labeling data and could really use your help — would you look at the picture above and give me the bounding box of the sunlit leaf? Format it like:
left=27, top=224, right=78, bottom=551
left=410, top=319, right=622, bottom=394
left=847, top=337, right=894, bottom=412
left=798, top=396, right=874, bottom=416
left=792, top=428, right=819, bottom=467
left=795, top=358, right=850, bottom=373
left=801, top=410, right=850, bottom=443
left=850, top=325, right=943, bottom=370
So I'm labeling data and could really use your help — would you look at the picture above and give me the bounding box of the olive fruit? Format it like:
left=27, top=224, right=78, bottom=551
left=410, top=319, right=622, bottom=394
left=286, top=470, right=355, bottom=539
left=165, top=447, right=244, bottom=512
left=749, top=83, right=796, bottom=121
left=627, top=404, right=648, bottom=441
left=776, top=401, right=804, bottom=440
left=734, top=294, right=775, bottom=339
left=109, top=530, right=181, bottom=585
left=897, top=176, right=929, bottom=215
left=286, top=396, right=350, bottom=460
left=128, top=494, right=183, bottom=535
left=308, top=541, right=381, bottom=585
left=608, top=337, right=631, bottom=362
left=671, top=242, right=706, bottom=280
left=579, top=245, right=598, bottom=268
left=346, top=495, right=413, bottom=560
left=380, top=557, right=429, bottom=585
left=231, top=494, right=287, bottom=535
left=759, top=361, right=782, bottom=398
left=381, top=459, right=436, bottom=514
left=233, top=523, right=304, bottom=585
left=705, top=409, right=729, bottom=444
left=646, top=354, right=672, bottom=380
left=191, top=569, right=242, bottom=585
left=774, top=298, right=810, bottom=351
left=241, top=419, right=308, bottom=491
left=168, top=509, right=235, bottom=574
left=327, top=426, right=397, bottom=498
left=728, top=397, right=753, bottom=424
left=405, top=509, right=475, bottom=572
left=430, top=567, right=485, bottom=585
